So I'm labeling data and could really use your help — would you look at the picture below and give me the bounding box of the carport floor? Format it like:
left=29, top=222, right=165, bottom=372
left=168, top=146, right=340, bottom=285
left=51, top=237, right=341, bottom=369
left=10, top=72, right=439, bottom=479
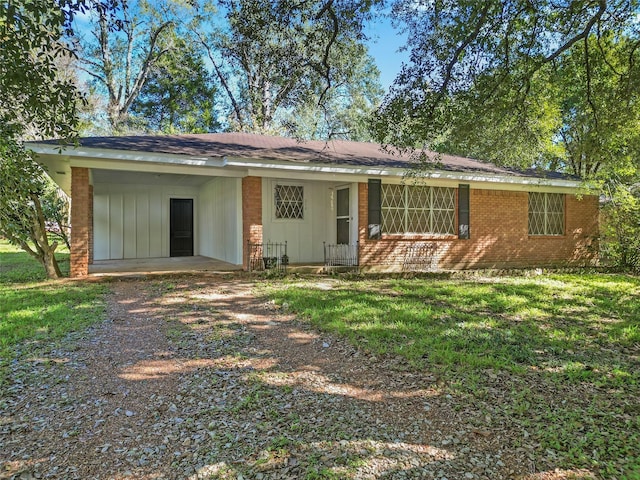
left=89, top=255, right=241, bottom=275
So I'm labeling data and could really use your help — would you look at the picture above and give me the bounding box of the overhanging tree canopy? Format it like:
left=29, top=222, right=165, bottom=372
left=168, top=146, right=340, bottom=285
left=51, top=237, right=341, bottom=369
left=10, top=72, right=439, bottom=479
left=373, top=0, right=640, bottom=177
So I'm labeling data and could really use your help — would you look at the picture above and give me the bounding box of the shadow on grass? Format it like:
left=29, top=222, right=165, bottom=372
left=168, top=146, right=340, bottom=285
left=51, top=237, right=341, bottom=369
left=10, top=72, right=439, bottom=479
left=266, top=275, right=640, bottom=385
left=0, top=243, right=102, bottom=386
left=2, top=275, right=638, bottom=478
left=0, top=249, right=70, bottom=283
left=263, top=274, right=640, bottom=477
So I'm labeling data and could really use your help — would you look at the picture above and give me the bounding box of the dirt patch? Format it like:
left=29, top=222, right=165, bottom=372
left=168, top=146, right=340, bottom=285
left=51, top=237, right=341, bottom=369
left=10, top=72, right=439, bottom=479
left=0, top=276, right=595, bottom=479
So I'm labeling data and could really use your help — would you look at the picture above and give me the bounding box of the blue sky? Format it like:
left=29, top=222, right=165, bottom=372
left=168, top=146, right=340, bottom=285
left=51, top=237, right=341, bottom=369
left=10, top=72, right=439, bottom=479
left=364, top=14, right=409, bottom=91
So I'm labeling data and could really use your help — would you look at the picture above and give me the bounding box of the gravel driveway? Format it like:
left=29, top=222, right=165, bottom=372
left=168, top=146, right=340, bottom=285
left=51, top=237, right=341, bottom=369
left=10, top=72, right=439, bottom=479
left=1, top=276, right=587, bottom=479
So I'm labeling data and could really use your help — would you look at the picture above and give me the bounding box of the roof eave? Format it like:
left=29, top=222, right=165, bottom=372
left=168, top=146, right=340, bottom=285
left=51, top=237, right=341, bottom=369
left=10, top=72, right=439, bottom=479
left=29, top=143, right=582, bottom=189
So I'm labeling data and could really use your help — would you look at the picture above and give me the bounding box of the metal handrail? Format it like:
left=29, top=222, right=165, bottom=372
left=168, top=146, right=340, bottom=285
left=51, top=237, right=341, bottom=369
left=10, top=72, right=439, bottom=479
left=323, top=242, right=359, bottom=272
left=247, top=241, right=288, bottom=272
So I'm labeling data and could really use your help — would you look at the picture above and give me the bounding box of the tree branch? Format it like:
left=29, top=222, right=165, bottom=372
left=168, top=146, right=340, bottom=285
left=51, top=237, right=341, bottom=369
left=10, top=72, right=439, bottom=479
left=194, top=30, right=245, bottom=129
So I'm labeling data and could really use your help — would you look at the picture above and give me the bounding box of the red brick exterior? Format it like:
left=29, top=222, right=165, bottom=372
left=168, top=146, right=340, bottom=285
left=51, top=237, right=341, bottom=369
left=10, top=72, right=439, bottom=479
left=242, top=176, right=263, bottom=269
left=358, top=183, right=599, bottom=271
left=70, top=167, right=91, bottom=277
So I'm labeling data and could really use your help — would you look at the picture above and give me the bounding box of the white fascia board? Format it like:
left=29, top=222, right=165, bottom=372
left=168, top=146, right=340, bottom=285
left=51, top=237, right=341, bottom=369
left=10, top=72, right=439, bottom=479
left=228, top=156, right=582, bottom=190
left=71, top=158, right=246, bottom=178
left=29, top=144, right=228, bottom=167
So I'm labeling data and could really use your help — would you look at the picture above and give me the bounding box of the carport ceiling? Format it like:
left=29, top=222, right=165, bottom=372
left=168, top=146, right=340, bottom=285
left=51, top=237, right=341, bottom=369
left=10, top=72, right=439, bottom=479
left=91, top=169, right=215, bottom=187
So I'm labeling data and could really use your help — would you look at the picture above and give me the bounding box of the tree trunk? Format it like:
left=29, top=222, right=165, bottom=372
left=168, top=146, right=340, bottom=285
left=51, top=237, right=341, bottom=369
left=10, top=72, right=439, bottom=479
left=40, top=247, right=63, bottom=279
left=31, top=194, right=63, bottom=279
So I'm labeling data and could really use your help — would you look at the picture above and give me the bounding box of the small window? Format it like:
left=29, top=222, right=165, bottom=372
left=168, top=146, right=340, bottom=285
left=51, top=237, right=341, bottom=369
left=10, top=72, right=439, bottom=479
left=381, top=184, right=456, bottom=235
left=275, top=184, right=304, bottom=219
left=528, top=192, right=564, bottom=236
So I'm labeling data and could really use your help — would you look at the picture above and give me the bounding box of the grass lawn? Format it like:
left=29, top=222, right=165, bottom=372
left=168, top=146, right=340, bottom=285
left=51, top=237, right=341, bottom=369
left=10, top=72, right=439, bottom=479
left=265, top=273, right=640, bottom=478
left=0, top=240, right=107, bottom=385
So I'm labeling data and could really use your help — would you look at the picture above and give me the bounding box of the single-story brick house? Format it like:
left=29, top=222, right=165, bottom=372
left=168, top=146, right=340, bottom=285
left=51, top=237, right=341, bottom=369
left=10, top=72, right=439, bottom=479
left=30, top=133, right=599, bottom=277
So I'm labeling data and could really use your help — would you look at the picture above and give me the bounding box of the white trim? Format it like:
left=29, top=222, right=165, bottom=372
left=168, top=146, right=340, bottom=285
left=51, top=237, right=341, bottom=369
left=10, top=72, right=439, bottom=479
left=30, top=144, right=227, bottom=167
left=74, top=158, right=245, bottom=178
left=30, top=143, right=584, bottom=191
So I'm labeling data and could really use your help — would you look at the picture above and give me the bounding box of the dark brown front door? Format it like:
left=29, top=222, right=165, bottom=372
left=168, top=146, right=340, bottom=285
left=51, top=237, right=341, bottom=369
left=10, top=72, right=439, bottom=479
left=170, top=199, right=193, bottom=257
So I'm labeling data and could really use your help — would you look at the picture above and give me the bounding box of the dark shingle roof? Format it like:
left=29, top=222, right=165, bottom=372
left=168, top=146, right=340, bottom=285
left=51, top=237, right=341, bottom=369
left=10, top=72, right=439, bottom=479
left=37, top=132, right=571, bottom=179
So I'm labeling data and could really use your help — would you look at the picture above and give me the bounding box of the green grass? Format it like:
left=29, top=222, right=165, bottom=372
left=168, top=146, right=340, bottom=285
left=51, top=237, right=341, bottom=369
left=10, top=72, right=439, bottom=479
left=0, top=240, right=107, bottom=385
left=265, top=273, right=640, bottom=478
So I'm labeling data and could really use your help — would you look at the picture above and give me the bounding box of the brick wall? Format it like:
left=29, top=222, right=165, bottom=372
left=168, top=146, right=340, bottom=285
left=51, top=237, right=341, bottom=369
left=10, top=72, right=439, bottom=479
left=242, top=176, right=263, bottom=269
left=358, top=182, right=599, bottom=271
left=70, top=167, right=90, bottom=277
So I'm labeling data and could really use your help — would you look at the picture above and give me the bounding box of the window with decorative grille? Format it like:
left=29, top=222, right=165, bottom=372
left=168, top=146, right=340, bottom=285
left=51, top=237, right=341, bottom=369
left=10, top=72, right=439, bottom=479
left=274, top=185, right=304, bottom=219
left=528, top=192, right=564, bottom=235
left=381, top=184, right=456, bottom=235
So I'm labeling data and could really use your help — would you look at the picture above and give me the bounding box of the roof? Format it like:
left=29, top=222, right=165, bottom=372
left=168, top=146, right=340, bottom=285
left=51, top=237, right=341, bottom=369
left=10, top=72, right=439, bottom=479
left=35, top=132, right=570, bottom=180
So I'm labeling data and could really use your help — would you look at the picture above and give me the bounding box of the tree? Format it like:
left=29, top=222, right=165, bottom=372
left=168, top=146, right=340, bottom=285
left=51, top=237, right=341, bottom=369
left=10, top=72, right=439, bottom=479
left=194, top=0, right=383, bottom=137
left=71, top=0, right=192, bottom=131
left=41, top=184, right=71, bottom=251
left=0, top=0, right=87, bottom=138
left=130, top=34, right=219, bottom=133
left=0, top=139, right=64, bottom=278
left=601, top=185, right=640, bottom=272
left=373, top=0, right=640, bottom=162
left=1, top=0, right=120, bottom=277
left=282, top=40, right=384, bottom=141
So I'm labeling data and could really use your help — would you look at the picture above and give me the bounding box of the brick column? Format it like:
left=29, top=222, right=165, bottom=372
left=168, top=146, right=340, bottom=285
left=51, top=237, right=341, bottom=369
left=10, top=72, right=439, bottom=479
left=357, top=182, right=368, bottom=267
left=242, top=176, right=263, bottom=269
left=70, top=167, right=90, bottom=277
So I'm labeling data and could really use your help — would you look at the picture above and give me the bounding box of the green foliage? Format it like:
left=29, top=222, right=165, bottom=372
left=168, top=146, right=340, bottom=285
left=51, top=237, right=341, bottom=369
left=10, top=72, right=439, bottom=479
left=41, top=182, right=71, bottom=249
left=0, top=240, right=106, bottom=386
left=0, top=137, right=64, bottom=277
left=267, top=275, right=639, bottom=378
left=72, top=0, right=194, bottom=131
left=602, top=185, right=640, bottom=272
left=282, top=40, right=384, bottom=141
left=374, top=1, right=640, bottom=177
left=196, top=0, right=383, bottom=138
left=130, top=34, right=219, bottom=133
left=0, top=0, right=85, bottom=138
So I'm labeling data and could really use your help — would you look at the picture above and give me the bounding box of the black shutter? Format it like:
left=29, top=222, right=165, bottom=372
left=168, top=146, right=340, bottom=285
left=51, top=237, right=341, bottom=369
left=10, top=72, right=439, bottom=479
left=458, top=184, right=470, bottom=239
left=368, top=179, right=382, bottom=239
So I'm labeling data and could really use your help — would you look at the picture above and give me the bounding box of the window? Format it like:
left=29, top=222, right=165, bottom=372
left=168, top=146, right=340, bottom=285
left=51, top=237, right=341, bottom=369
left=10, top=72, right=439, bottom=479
left=528, top=192, right=564, bottom=236
left=274, top=184, right=304, bottom=219
left=381, top=184, right=456, bottom=235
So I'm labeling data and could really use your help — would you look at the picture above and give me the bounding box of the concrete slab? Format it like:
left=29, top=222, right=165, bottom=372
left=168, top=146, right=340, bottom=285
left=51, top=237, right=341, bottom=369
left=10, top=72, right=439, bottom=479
left=89, top=256, right=242, bottom=276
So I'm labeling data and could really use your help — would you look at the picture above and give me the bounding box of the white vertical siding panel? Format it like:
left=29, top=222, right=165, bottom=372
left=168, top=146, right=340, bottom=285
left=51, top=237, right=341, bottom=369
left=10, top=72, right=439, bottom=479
left=349, top=182, right=359, bottom=248
left=149, top=190, right=163, bottom=257
left=226, top=178, right=241, bottom=264
left=309, top=183, right=326, bottom=262
left=93, top=194, right=110, bottom=260
left=136, top=192, right=150, bottom=258
left=198, top=181, right=214, bottom=259
left=109, top=194, right=124, bottom=259
left=233, top=178, right=243, bottom=264
left=123, top=194, right=136, bottom=258
left=197, top=178, right=242, bottom=265
left=262, top=179, right=332, bottom=263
